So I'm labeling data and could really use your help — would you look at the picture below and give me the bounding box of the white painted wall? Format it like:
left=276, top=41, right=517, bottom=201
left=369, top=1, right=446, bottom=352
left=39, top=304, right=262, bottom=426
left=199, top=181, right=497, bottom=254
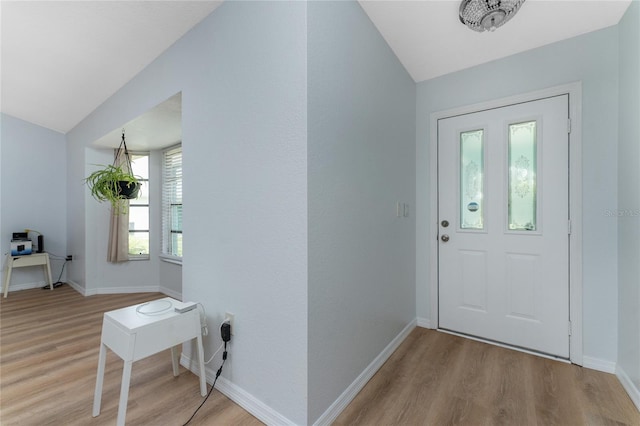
left=307, top=2, right=416, bottom=423
left=1, top=114, right=67, bottom=291
left=416, top=27, right=621, bottom=364
left=617, top=0, right=640, bottom=398
left=66, top=2, right=308, bottom=423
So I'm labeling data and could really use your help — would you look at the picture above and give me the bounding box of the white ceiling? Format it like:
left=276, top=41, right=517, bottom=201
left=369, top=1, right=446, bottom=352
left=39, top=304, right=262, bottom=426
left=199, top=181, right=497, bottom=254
left=1, top=0, right=221, bottom=135
left=92, top=92, right=182, bottom=150
left=0, top=0, right=632, bottom=145
left=359, top=0, right=632, bottom=82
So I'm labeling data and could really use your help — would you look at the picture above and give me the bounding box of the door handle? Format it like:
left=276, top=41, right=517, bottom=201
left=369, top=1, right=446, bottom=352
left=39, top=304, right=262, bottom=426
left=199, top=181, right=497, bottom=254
left=441, top=234, right=450, bottom=242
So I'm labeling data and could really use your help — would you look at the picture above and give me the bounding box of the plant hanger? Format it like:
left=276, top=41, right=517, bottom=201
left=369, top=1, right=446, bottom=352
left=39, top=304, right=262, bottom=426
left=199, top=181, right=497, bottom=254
left=84, top=129, right=141, bottom=213
left=115, top=129, right=134, bottom=173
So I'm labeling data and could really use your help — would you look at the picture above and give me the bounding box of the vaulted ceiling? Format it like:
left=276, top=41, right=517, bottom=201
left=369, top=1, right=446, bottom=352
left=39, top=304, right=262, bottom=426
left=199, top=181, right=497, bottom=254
left=359, top=0, right=631, bottom=82
left=0, top=0, right=631, bottom=141
left=1, top=1, right=222, bottom=135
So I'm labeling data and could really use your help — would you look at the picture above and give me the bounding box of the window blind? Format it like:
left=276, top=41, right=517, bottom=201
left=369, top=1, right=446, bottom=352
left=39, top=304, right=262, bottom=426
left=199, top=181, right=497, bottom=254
left=162, top=145, right=182, bottom=257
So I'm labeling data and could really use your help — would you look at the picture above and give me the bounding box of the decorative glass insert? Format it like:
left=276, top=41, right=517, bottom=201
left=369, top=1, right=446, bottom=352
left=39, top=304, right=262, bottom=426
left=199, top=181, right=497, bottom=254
left=508, top=121, right=537, bottom=231
left=460, top=129, right=484, bottom=230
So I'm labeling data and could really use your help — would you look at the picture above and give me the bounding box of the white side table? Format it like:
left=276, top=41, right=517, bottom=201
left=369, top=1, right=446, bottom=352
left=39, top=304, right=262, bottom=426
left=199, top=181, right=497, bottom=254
left=3, top=252, right=53, bottom=298
left=92, top=298, right=207, bottom=426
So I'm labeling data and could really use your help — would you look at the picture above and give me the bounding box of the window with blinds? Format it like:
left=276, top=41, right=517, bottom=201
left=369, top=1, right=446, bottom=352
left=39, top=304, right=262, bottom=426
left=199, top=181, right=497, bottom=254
left=129, top=153, right=150, bottom=258
left=162, top=145, right=182, bottom=258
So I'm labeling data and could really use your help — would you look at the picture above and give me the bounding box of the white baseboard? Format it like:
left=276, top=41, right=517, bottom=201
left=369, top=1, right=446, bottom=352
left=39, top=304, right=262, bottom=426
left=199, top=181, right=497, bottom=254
left=616, top=365, right=640, bottom=412
left=181, top=320, right=417, bottom=426
left=3, top=281, right=47, bottom=293
left=94, top=285, right=161, bottom=294
left=66, top=279, right=86, bottom=295
left=159, top=286, right=182, bottom=300
left=180, top=354, right=296, bottom=425
left=313, top=319, right=417, bottom=426
left=583, top=356, right=617, bottom=374
left=66, top=281, right=182, bottom=299
left=416, top=317, right=432, bottom=329
left=216, top=376, right=297, bottom=425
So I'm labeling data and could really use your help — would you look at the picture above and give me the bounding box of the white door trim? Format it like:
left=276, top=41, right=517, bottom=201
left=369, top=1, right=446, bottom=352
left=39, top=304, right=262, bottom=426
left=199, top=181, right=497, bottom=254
left=428, top=82, right=583, bottom=365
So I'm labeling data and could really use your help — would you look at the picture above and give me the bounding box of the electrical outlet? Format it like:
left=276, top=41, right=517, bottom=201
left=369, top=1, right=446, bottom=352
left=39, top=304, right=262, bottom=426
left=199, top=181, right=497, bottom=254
left=224, top=312, right=234, bottom=334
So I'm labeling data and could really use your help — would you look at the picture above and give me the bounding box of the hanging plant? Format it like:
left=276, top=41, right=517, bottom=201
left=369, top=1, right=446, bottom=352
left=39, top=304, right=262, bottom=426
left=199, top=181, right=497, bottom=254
left=85, top=131, right=142, bottom=214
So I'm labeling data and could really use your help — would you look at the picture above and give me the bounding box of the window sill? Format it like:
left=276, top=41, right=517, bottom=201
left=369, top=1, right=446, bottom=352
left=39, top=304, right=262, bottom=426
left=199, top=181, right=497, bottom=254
left=159, top=254, right=182, bottom=266
left=129, top=255, right=150, bottom=261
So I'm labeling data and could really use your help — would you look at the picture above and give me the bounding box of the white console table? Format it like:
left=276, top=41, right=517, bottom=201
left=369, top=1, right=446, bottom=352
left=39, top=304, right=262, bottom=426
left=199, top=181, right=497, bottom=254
left=3, top=252, right=53, bottom=298
left=92, top=297, right=207, bottom=426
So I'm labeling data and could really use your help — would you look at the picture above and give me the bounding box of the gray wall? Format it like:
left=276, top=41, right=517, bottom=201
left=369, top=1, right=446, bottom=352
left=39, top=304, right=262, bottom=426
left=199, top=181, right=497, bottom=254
left=182, top=2, right=308, bottom=422
left=307, top=1, right=416, bottom=423
left=416, top=27, right=620, bottom=364
left=1, top=114, right=67, bottom=289
left=66, top=2, right=308, bottom=423
left=617, top=0, right=640, bottom=394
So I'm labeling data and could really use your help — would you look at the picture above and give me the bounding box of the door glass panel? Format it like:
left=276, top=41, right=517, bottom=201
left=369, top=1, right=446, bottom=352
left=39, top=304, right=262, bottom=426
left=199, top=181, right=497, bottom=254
left=508, top=121, right=537, bottom=231
left=460, top=129, right=484, bottom=230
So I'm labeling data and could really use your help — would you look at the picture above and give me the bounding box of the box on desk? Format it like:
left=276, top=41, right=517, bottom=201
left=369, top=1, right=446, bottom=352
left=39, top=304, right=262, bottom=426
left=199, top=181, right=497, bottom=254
left=11, top=240, right=32, bottom=256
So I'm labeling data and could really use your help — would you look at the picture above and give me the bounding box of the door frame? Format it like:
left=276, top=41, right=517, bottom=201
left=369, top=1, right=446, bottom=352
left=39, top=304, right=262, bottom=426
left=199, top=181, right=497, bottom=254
left=428, top=82, right=583, bottom=365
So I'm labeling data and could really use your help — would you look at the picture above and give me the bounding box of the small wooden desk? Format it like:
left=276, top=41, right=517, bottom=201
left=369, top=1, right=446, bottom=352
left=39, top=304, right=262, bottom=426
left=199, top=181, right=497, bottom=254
left=92, top=298, right=207, bottom=426
left=3, top=252, right=53, bottom=298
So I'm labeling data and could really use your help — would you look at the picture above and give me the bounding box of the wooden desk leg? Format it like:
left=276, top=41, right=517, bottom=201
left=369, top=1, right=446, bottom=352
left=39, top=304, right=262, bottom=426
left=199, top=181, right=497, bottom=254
left=196, top=335, right=207, bottom=396
left=116, top=360, right=133, bottom=426
left=92, top=342, right=107, bottom=417
left=4, top=258, right=13, bottom=298
left=44, top=255, right=53, bottom=291
left=171, top=345, right=180, bottom=377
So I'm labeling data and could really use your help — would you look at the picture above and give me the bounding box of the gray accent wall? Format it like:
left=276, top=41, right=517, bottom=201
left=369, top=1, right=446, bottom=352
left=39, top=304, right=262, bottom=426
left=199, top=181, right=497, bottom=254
left=307, top=1, right=416, bottom=423
left=617, top=0, right=640, bottom=395
left=416, top=27, right=621, bottom=364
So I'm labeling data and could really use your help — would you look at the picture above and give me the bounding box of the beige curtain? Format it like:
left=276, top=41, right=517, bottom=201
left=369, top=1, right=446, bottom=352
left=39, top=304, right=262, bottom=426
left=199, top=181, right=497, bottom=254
left=107, top=148, right=130, bottom=263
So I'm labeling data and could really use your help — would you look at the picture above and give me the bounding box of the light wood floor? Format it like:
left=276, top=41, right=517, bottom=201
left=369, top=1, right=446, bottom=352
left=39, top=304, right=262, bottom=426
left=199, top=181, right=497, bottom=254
left=0, top=286, right=261, bottom=426
left=335, top=327, right=640, bottom=426
left=2, top=286, right=639, bottom=425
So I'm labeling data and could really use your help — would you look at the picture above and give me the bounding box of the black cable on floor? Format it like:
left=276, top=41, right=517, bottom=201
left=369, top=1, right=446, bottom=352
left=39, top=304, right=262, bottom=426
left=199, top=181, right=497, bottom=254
left=42, top=259, right=67, bottom=289
left=183, top=342, right=228, bottom=426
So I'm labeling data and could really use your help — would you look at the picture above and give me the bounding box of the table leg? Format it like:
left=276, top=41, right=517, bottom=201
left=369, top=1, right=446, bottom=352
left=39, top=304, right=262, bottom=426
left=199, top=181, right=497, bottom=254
left=92, top=342, right=107, bottom=417
left=171, top=345, right=180, bottom=376
left=116, top=360, right=133, bottom=426
left=4, top=263, right=11, bottom=297
left=196, top=335, right=207, bottom=396
left=4, top=256, right=13, bottom=298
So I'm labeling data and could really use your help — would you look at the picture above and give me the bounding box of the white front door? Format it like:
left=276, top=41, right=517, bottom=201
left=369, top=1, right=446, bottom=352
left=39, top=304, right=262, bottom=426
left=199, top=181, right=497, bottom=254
left=438, top=95, right=570, bottom=358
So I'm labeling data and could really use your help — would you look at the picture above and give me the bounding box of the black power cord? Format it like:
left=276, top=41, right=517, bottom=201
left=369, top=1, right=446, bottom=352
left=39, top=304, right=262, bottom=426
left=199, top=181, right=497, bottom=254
left=183, top=322, right=231, bottom=425
left=42, top=258, right=68, bottom=289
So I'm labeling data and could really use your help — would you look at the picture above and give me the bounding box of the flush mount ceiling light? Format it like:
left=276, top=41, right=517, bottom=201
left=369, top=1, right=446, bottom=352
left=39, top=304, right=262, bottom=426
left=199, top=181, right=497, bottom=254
left=459, top=0, right=526, bottom=32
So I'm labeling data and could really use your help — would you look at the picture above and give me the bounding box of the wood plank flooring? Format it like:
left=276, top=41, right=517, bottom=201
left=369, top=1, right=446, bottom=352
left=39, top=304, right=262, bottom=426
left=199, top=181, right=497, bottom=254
left=2, top=286, right=639, bottom=425
left=335, top=327, right=640, bottom=426
left=0, top=286, right=261, bottom=426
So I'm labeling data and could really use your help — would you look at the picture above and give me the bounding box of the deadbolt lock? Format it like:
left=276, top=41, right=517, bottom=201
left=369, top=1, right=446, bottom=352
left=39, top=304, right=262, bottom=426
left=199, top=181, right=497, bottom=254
left=441, top=220, right=449, bottom=228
